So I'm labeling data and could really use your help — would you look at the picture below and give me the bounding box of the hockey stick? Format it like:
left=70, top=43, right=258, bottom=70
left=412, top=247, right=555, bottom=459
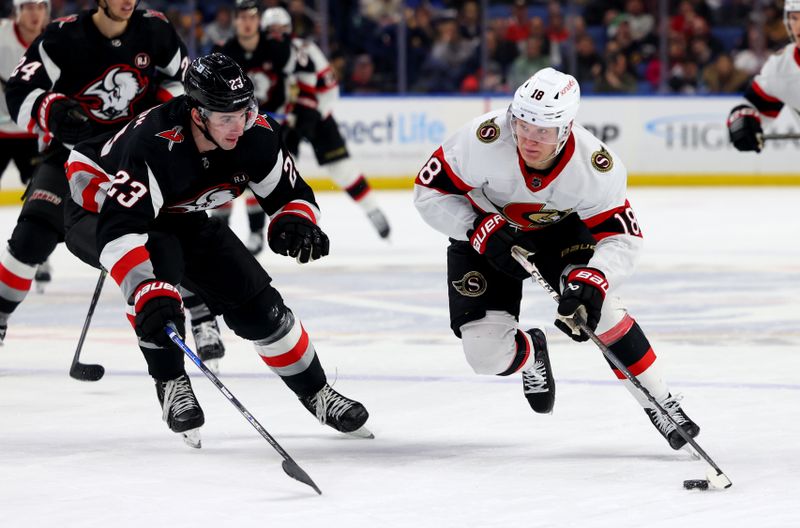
left=510, top=246, right=732, bottom=489
left=165, top=323, right=322, bottom=495
left=761, top=132, right=800, bottom=140
left=69, top=270, right=106, bottom=382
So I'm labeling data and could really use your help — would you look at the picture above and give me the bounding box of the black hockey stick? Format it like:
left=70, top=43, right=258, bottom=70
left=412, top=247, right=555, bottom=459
left=760, top=132, right=800, bottom=140
left=69, top=270, right=106, bottom=382
left=165, top=323, right=322, bottom=495
left=510, top=246, right=732, bottom=489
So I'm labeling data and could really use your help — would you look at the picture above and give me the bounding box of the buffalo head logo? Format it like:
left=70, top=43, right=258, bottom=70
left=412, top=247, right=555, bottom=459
left=167, top=185, right=243, bottom=213
left=78, top=65, right=147, bottom=123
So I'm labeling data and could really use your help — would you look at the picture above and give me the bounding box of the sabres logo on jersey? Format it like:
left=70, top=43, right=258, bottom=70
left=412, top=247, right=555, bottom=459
left=253, top=114, right=272, bottom=130
left=77, top=65, right=148, bottom=123
left=451, top=271, right=487, bottom=298
left=591, top=147, right=614, bottom=173
left=167, top=184, right=243, bottom=213
left=155, top=126, right=184, bottom=151
left=476, top=117, right=500, bottom=144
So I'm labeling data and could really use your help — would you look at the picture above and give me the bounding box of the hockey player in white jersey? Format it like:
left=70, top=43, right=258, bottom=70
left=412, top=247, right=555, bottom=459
left=727, top=0, right=800, bottom=151
left=414, top=68, right=700, bottom=451
left=0, top=0, right=50, bottom=293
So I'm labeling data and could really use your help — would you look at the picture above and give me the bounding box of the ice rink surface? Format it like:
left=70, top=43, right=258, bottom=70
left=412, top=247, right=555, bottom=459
left=0, top=188, right=798, bottom=528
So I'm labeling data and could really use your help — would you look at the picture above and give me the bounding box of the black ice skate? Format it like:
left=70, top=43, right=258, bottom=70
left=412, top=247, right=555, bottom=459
left=299, top=384, right=373, bottom=438
left=155, top=374, right=205, bottom=448
left=0, top=323, right=6, bottom=346
left=192, top=319, right=225, bottom=374
left=521, top=328, right=556, bottom=414
left=34, top=260, right=52, bottom=293
left=366, top=208, right=391, bottom=239
left=644, top=393, right=700, bottom=450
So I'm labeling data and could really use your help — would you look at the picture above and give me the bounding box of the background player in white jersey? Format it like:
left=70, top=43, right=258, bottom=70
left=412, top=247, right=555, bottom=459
left=727, top=0, right=800, bottom=151
left=414, top=68, right=700, bottom=451
left=0, top=0, right=49, bottom=289
left=260, top=6, right=391, bottom=241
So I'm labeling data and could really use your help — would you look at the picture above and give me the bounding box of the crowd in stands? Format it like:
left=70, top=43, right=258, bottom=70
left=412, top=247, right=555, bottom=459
left=2, top=0, right=785, bottom=95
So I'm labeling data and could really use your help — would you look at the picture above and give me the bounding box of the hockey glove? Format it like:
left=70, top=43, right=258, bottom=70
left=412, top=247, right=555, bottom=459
left=268, top=214, right=330, bottom=263
left=467, top=213, right=529, bottom=280
left=555, top=267, right=608, bottom=342
left=46, top=97, right=93, bottom=146
left=133, top=281, right=185, bottom=348
left=727, top=105, right=763, bottom=153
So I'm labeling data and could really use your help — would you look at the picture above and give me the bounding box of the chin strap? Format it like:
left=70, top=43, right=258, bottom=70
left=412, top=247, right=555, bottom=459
left=198, top=117, right=224, bottom=150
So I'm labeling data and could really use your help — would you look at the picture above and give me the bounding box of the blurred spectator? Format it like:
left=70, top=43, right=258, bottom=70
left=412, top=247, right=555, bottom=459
left=288, top=0, right=316, bottom=38
left=733, top=22, right=769, bottom=75
left=414, top=14, right=477, bottom=92
left=701, top=52, right=749, bottom=93
left=202, top=5, right=234, bottom=52
left=575, top=34, right=603, bottom=84
left=507, top=36, right=550, bottom=89
left=763, top=3, right=788, bottom=50
left=504, top=0, right=530, bottom=43
left=595, top=52, right=637, bottom=93
left=459, top=0, right=481, bottom=41
left=360, top=0, right=401, bottom=27
left=623, top=0, right=654, bottom=42
left=345, top=53, right=384, bottom=93
left=583, top=0, right=625, bottom=26
left=406, top=4, right=435, bottom=88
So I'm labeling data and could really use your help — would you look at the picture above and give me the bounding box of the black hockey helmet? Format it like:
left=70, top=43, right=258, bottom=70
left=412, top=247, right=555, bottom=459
left=235, top=0, right=259, bottom=12
left=185, top=53, right=255, bottom=113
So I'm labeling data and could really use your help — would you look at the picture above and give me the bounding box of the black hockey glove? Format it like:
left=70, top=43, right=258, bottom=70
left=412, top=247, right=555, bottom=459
left=555, top=267, right=608, bottom=342
left=290, top=104, right=321, bottom=140
left=727, top=104, right=763, bottom=153
left=268, top=214, right=330, bottom=263
left=133, top=281, right=185, bottom=348
left=467, top=213, right=529, bottom=280
left=46, top=97, right=93, bottom=146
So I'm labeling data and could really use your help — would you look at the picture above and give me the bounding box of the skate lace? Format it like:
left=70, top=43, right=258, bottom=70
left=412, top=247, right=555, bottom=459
left=161, top=376, right=198, bottom=422
left=311, top=385, right=355, bottom=425
left=650, top=393, right=688, bottom=434
left=193, top=321, right=221, bottom=348
left=522, top=361, right=549, bottom=394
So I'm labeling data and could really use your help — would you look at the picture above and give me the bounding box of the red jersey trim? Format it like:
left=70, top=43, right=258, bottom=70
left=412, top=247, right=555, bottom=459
left=751, top=81, right=782, bottom=117
left=110, top=246, right=150, bottom=286
left=612, top=347, right=656, bottom=379
left=259, top=324, right=309, bottom=368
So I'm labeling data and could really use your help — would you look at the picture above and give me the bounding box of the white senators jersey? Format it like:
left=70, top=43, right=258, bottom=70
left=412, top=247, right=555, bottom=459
left=744, top=43, right=800, bottom=122
left=0, top=19, right=33, bottom=137
left=413, top=108, right=644, bottom=289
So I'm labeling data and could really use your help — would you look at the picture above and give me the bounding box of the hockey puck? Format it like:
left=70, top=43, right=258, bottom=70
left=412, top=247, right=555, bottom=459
left=683, top=479, right=709, bottom=490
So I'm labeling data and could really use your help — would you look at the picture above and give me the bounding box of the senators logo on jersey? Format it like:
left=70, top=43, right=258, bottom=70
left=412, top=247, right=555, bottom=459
left=77, top=65, right=148, bottom=123
left=451, top=271, right=487, bottom=298
left=503, top=202, right=573, bottom=229
left=591, top=147, right=614, bottom=173
left=476, top=117, right=500, bottom=144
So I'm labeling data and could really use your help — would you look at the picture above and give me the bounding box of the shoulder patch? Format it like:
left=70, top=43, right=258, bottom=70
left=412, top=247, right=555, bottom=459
left=52, top=15, right=78, bottom=28
left=591, top=146, right=614, bottom=173
left=476, top=117, right=500, bottom=144
left=143, top=10, right=169, bottom=23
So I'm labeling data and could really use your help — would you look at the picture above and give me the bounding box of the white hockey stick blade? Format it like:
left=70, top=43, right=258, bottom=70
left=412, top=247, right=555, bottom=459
left=706, top=467, right=733, bottom=489
left=182, top=428, right=202, bottom=449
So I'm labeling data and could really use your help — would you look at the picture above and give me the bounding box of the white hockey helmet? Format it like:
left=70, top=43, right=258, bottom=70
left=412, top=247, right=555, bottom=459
left=13, top=0, right=49, bottom=7
left=508, top=67, right=580, bottom=157
left=785, top=0, right=800, bottom=43
left=261, top=7, right=292, bottom=33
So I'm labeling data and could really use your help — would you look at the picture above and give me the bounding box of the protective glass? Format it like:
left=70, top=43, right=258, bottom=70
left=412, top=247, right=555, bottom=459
left=511, top=116, right=560, bottom=145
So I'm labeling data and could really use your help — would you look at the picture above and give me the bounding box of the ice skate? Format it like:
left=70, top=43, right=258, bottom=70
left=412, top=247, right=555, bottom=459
left=192, top=319, right=225, bottom=374
left=155, top=374, right=205, bottom=448
left=0, top=323, right=6, bottom=346
left=366, top=208, right=391, bottom=239
left=644, top=393, right=700, bottom=450
left=521, top=328, right=555, bottom=414
left=245, top=231, right=264, bottom=255
left=34, top=260, right=52, bottom=293
left=299, top=383, right=373, bottom=438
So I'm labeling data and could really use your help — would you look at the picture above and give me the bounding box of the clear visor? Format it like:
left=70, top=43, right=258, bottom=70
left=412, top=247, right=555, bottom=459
left=511, top=116, right=561, bottom=145
left=200, top=98, right=259, bottom=131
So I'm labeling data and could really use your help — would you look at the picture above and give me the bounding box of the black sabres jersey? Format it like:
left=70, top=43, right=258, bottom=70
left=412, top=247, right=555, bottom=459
left=66, top=96, right=319, bottom=299
left=5, top=9, right=187, bottom=150
left=218, top=33, right=291, bottom=114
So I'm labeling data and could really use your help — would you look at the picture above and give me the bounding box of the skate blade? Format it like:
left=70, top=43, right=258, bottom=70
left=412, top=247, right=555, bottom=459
left=35, top=282, right=47, bottom=294
left=345, top=425, right=374, bottom=439
left=204, top=358, right=220, bottom=375
left=181, top=428, right=202, bottom=449
left=681, top=443, right=701, bottom=460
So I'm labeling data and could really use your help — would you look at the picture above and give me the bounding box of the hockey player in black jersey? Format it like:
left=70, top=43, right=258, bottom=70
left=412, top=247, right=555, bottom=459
left=63, top=53, right=372, bottom=447
left=0, top=0, right=187, bottom=345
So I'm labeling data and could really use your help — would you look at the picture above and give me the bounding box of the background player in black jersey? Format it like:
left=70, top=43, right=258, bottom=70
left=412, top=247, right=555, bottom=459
left=209, top=2, right=391, bottom=255
left=63, top=53, right=372, bottom=447
left=0, top=0, right=187, bottom=345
